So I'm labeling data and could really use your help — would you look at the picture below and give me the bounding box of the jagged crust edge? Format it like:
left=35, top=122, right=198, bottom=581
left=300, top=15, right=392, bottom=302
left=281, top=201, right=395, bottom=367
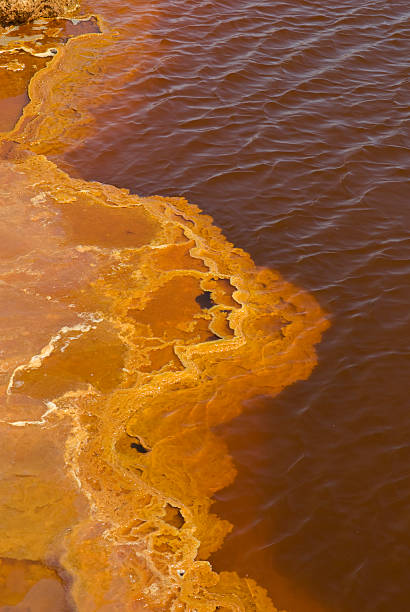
left=0, top=13, right=330, bottom=612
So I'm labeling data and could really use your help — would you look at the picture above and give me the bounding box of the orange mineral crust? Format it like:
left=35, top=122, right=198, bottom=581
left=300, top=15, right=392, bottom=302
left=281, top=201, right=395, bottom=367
left=0, top=0, right=77, bottom=28
left=0, top=10, right=329, bottom=612
left=0, top=15, right=101, bottom=133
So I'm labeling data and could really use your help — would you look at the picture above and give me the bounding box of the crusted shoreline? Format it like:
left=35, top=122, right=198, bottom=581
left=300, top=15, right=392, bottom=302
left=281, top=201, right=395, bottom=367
left=0, top=5, right=329, bottom=611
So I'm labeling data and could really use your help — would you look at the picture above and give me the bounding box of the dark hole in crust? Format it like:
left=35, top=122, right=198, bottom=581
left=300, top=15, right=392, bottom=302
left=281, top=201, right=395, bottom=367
left=164, top=503, right=185, bottom=529
left=206, top=334, right=220, bottom=342
left=195, top=291, right=216, bottom=309
left=131, top=442, right=150, bottom=454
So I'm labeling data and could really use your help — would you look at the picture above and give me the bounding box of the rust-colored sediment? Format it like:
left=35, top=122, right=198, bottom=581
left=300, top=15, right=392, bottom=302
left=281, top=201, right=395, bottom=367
left=0, top=9, right=329, bottom=612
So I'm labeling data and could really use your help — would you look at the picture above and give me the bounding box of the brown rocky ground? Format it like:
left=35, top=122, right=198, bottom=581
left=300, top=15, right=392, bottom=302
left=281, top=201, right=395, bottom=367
left=0, top=0, right=77, bottom=27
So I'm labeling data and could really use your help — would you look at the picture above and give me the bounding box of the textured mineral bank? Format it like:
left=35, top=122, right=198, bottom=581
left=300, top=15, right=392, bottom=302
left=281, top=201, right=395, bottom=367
left=0, top=0, right=76, bottom=27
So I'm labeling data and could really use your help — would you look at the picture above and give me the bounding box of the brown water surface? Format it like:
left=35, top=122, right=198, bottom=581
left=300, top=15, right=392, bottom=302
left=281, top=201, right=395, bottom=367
left=1, top=0, right=409, bottom=610
left=56, top=1, right=408, bottom=611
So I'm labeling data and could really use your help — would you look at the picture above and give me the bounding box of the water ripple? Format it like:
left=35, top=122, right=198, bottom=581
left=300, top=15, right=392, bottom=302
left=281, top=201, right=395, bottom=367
left=63, top=0, right=410, bottom=610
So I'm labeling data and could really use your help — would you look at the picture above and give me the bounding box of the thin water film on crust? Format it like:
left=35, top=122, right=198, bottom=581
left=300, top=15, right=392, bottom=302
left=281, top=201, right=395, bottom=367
left=0, top=11, right=100, bottom=133
left=0, top=9, right=329, bottom=612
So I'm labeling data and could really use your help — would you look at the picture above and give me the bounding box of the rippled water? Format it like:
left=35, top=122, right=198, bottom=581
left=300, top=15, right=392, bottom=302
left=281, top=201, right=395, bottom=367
left=7, top=0, right=410, bottom=610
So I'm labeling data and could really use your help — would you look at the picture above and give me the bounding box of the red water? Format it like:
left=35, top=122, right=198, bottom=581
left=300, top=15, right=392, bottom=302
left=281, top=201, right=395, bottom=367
left=5, top=0, right=410, bottom=610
